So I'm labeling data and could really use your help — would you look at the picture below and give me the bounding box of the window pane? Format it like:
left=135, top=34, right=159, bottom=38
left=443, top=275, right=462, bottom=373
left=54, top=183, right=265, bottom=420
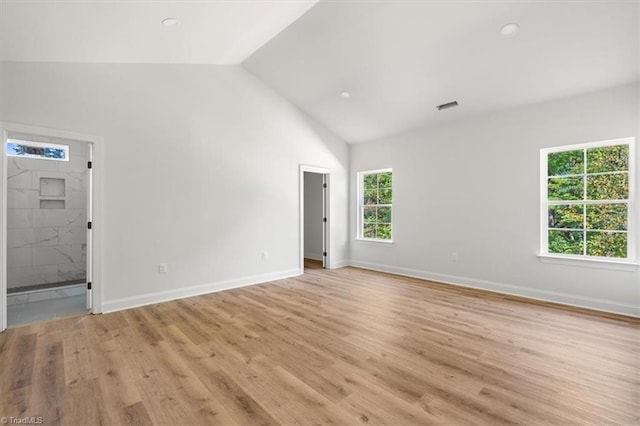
left=547, top=177, right=583, bottom=200
left=548, top=205, right=583, bottom=229
left=587, top=145, right=628, bottom=173
left=377, top=206, right=391, bottom=223
left=586, top=231, right=627, bottom=258
left=543, top=141, right=632, bottom=260
left=363, top=224, right=376, bottom=238
left=360, top=170, right=392, bottom=241
left=6, top=141, right=69, bottom=161
left=548, top=230, right=583, bottom=255
left=548, top=150, right=583, bottom=176
left=376, top=224, right=392, bottom=240
left=586, top=204, right=627, bottom=231
left=363, top=174, right=377, bottom=191
left=379, top=188, right=392, bottom=204
left=363, top=207, right=377, bottom=223
left=378, top=172, right=392, bottom=188
left=586, top=174, right=628, bottom=200
left=363, top=189, right=378, bottom=205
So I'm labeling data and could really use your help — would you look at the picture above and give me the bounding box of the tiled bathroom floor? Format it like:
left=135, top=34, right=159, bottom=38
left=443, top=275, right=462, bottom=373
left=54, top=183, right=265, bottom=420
left=7, top=284, right=89, bottom=327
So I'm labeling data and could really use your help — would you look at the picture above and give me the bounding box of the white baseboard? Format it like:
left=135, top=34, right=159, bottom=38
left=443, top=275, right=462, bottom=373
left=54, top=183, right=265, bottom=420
left=329, top=259, right=350, bottom=269
left=102, top=269, right=301, bottom=313
left=304, top=252, right=324, bottom=261
left=348, top=260, right=639, bottom=318
left=100, top=260, right=638, bottom=318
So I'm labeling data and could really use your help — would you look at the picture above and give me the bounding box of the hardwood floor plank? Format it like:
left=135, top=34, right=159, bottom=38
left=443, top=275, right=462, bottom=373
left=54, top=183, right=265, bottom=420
left=9, top=333, right=37, bottom=390
left=62, top=325, right=97, bottom=386
left=32, top=332, right=65, bottom=425
left=326, top=361, right=440, bottom=425
left=265, top=364, right=355, bottom=425
left=62, top=378, right=107, bottom=425
left=113, top=326, right=198, bottom=425
left=202, top=369, right=280, bottom=425
left=121, top=401, right=154, bottom=426
left=89, top=337, right=142, bottom=412
left=156, top=325, right=239, bottom=425
left=1, top=385, right=32, bottom=420
left=152, top=340, right=236, bottom=425
left=276, top=355, right=352, bottom=404
left=1, top=266, right=637, bottom=425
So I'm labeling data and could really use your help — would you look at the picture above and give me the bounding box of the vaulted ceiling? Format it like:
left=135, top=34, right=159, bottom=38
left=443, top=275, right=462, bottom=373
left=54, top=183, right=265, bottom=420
left=244, top=1, right=640, bottom=143
left=1, top=0, right=638, bottom=143
left=0, top=0, right=319, bottom=64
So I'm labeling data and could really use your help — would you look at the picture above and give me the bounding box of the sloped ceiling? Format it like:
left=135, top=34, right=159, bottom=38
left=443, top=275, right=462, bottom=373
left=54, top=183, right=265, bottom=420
left=1, top=1, right=638, bottom=144
left=0, top=0, right=319, bottom=64
left=243, top=1, right=640, bottom=143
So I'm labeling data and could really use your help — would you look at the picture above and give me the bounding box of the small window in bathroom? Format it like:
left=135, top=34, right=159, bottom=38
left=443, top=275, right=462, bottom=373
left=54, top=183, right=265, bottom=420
left=6, top=139, right=69, bottom=161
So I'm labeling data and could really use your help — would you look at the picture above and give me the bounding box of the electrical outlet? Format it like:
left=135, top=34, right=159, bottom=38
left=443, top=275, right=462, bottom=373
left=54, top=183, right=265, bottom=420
left=159, top=263, right=168, bottom=273
left=451, top=252, right=458, bottom=262
left=262, top=251, right=269, bottom=261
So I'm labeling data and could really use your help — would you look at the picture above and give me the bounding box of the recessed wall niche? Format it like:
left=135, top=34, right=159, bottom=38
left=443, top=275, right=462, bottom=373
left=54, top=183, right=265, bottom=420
left=40, top=199, right=65, bottom=209
left=40, top=177, right=65, bottom=197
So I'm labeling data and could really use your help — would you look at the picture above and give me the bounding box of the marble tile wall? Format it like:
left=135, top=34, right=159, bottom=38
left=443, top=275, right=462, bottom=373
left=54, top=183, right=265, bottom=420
left=6, top=137, right=88, bottom=289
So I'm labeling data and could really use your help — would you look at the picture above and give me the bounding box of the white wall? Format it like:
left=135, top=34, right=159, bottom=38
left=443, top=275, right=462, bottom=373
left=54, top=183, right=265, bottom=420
left=350, top=83, right=640, bottom=317
left=0, top=62, right=349, bottom=311
left=304, top=172, right=323, bottom=260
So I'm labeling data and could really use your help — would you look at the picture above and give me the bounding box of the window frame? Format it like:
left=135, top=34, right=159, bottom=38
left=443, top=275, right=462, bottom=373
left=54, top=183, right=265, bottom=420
left=539, top=137, right=637, bottom=267
left=357, top=168, right=393, bottom=243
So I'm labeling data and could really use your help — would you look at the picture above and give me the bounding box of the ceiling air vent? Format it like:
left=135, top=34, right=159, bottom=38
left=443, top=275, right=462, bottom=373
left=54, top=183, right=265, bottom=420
left=436, top=101, right=459, bottom=111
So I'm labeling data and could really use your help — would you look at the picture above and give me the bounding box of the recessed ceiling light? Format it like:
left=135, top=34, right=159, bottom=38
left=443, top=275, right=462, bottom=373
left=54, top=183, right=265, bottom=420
left=162, top=18, right=179, bottom=27
left=340, top=91, right=352, bottom=99
left=500, top=23, right=519, bottom=38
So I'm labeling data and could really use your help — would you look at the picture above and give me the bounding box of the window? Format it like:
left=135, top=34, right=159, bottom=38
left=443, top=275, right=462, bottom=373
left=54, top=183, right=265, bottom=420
left=6, top=139, right=69, bottom=161
left=541, top=138, right=635, bottom=261
left=358, top=169, right=392, bottom=241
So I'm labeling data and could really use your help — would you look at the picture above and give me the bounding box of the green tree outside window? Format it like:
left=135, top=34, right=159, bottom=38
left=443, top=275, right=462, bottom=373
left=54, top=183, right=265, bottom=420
left=360, top=170, right=392, bottom=240
left=545, top=143, right=630, bottom=259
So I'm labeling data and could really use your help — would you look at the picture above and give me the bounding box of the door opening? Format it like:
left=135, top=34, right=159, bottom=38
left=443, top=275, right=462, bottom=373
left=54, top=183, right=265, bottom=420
left=300, top=165, right=331, bottom=272
left=2, top=128, right=94, bottom=328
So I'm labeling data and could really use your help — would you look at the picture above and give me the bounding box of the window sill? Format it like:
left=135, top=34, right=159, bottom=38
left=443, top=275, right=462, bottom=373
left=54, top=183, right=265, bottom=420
left=356, top=237, right=394, bottom=246
left=538, top=254, right=639, bottom=271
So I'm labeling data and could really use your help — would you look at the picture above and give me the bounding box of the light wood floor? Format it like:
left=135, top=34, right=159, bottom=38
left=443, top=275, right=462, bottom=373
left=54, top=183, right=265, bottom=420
left=304, top=258, right=323, bottom=270
left=1, top=267, right=638, bottom=425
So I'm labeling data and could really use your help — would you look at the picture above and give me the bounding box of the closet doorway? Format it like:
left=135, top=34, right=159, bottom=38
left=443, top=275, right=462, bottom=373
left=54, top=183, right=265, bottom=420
left=300, top=165, right=331, bottom=272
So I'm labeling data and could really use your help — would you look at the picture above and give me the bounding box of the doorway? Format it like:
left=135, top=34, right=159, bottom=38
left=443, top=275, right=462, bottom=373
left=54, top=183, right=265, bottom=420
left=1, top=123, right=99, bottom=330
left=300, top=165, right=330, bottom=272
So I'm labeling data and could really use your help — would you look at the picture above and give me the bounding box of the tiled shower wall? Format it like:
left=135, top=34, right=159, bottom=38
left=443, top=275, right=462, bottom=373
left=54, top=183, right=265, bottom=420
left=7, top=136, right=88, bottom=289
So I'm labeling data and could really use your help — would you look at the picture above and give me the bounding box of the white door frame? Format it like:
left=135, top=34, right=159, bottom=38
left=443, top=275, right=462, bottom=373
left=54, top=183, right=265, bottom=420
left=299, top=164, right=331, bottom=273
left=0, top=122, right=104, bottom=331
